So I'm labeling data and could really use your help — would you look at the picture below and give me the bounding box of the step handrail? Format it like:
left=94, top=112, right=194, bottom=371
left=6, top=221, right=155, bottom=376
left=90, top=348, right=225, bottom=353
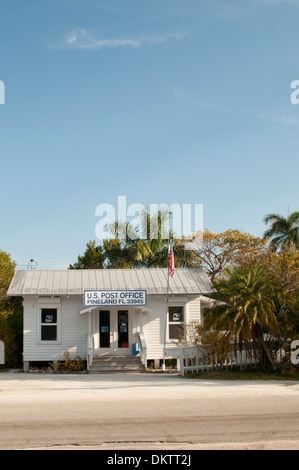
left=87, top=332, right=94, bottom=371
left=136, top=331, right=147, bottom=366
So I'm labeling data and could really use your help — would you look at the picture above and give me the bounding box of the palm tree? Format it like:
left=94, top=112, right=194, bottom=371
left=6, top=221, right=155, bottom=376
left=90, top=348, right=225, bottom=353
left=124, top=209, right=195, bottom=268
left=70, top=209, right=195, bottom=269
left=263, top=211, right=299, bottom=252
left=205, top=263, right=279, bottom=370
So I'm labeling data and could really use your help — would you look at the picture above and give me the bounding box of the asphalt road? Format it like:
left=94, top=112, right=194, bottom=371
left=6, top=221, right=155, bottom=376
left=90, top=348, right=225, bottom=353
left=0, top=372, right=299, bottom=450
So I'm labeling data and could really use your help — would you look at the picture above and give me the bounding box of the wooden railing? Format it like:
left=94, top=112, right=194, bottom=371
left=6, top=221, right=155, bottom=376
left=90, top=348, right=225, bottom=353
left=165, top=345, right=255, bottom=376
left=136, top=331, right=147, bottom=366
left=87, top=332, right=94, bottom=371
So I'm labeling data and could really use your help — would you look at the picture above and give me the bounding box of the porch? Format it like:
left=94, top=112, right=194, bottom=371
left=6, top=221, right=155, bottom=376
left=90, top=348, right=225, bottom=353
left=81, top=305, right=149, bottom=372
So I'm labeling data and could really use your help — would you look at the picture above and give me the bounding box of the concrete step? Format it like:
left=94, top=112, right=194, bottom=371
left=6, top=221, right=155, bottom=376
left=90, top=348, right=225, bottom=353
left=92, top=355, right=141, bottom=361
left=89, top=367, right=145, bottom=373
left=89, top=355, right=146, bottom=374
left=92, top=356, right=141, bottom=364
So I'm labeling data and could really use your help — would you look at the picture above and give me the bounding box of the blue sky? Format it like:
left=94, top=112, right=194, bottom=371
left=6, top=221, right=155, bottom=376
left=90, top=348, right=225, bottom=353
left=0, top=0, right=298, bottom=269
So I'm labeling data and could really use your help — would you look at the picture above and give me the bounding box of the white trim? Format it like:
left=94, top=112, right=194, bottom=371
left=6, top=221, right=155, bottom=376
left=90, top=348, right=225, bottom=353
left=166, top=304, right=186, bottom=343
left=80, top=306, right=98, bottom=315
left=37, top=301, right=61, bottom=344
left=37, top=296, right=60, bottom=304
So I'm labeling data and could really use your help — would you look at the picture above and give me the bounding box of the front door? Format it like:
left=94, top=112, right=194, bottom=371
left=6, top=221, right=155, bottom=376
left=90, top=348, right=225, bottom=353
left=117, top=310, right=129, bottom=349
left=99, top=310, right=110, bottom=348
left=98, top=310, right=130, bottom=355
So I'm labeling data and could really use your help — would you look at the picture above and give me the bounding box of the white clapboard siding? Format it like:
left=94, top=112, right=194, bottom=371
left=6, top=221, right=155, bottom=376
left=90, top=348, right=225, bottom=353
left=185, top=296, right=202, bottom=345
left=186, top=295, right=202, bottom=324
left=143, top=295, right=202, bottom=360
left=142, top=297, right=165, bottom=360
left=23, top=296, right=88, bottom=362
left=22, top=293, right=204, bottom=363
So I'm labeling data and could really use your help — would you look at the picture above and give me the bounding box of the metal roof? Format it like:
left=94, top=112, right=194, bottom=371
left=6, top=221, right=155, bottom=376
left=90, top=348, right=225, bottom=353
left=7, top=268, right=213, bottom=296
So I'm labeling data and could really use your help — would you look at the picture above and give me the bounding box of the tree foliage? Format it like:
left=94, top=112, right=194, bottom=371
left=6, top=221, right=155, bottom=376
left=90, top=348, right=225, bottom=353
left=70, top=210, right=195, bottom=270
left=0, top=250, right=21, bottom=367
left=263, top=211, right=299, bottom=252
left=181, top=220, right=299, bottom=371
left=205, top=264, right=279, bottom=337
left=204, top=258, right=299, bottom=370
left=69, top=240, right=105, bottom=269
left=178, top=322, right=233, bottom=369
left=181, top=229, right=269, bottom=281
left=0, top=250, right=16, bottom=306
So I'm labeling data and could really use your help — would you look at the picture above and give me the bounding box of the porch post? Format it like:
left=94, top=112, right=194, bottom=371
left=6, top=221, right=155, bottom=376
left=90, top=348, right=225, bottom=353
left=140, top=309, right=143, bottom=333
left=87, top=311, right=92, bottom=371
left=88, top=310, right=91, bottom=336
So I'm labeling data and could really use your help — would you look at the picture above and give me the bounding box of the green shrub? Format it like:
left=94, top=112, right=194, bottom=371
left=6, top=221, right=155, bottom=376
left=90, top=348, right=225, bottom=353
left=49, top=352, right=86, bottom=372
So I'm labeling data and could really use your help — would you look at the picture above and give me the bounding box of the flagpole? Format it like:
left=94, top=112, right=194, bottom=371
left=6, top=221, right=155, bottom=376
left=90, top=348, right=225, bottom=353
left=162, top=252, right=170, bottom=372
left=163, top=235, right=174, bottom=372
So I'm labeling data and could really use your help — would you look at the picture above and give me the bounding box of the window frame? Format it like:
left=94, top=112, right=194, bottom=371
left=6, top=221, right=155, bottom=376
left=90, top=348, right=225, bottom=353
left=37, top=298, right=61, bottom=344
left=167, top=305, right=185, bottom=342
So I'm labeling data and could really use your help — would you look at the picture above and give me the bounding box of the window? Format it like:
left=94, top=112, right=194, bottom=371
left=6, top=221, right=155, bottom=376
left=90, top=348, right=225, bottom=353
left=168, top=306, right=184, bottom=340
left=41, top=308, right=57, bottom=341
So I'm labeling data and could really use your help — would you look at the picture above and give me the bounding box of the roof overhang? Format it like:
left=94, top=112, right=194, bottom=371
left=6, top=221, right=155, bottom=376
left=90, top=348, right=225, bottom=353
left=80, top=306, right=98, bottom=315
left=7, top=268, right=214, bottom=297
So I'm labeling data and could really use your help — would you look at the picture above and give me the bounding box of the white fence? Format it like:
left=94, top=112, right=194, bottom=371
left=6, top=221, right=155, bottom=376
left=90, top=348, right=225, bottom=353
left=165, top=345, right=256, bottom=376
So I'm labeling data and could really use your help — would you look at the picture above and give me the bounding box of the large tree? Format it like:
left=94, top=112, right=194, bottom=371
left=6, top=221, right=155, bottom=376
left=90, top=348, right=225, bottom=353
left=69, top=210, right=195, bottom=270
left=263, top=211, right=299, bottom=252
left=69, top=241, right=105, bottom=269
left=181, top=229, right=269, bottom=282
left=0, top=250, right=16, bottom=306
left=204, top=252, right=299, bottom=370
left=265, top=251, right=299, bottom=345
left=204, top=263, right=280, bottom=370
left=0, top=250, right=22, bottom=367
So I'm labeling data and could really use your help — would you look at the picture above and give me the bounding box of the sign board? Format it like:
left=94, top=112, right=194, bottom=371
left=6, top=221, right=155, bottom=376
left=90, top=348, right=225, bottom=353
left=0, top=341, right=4, bottom=365
left=84, top=290, right=147, bottom=307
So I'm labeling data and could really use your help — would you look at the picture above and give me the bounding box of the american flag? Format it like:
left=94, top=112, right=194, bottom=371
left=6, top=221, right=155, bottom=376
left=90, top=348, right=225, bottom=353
left=168, top=240, right=175, bottom=277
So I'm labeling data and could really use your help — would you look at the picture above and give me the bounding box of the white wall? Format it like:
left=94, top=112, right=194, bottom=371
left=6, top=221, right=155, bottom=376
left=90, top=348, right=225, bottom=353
left=23, top=295, right=88, bottom=363
left=143, top=295, right=202, bottom=360
left=22, top=293, right=202, bottom=363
